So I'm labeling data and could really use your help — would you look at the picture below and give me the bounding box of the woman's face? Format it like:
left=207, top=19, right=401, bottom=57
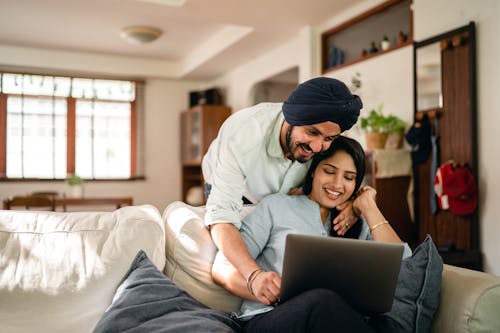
left=308, top=150, right=357, bottom=209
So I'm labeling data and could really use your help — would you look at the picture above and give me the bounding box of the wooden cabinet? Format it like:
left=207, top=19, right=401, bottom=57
left=364, top=149, right=417, bottom=246
left=321, top=0, right=412, bottom=73
left=180, top=105, right=231, bottom=204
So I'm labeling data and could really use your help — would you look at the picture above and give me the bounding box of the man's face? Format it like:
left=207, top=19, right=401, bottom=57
left=284, top=121, right=341, bottom=163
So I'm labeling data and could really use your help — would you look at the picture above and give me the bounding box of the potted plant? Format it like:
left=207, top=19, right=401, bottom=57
left=397, top=31, right=408, bottom=45
left=360, top=103, right=406, bottom=150
left=381, top=35, right=391, bottom=50
left=384, top=114, right=407, bottom=149
left=369, top=41, right=379, bottom=54
left=67, top=174, right=85, bottom=197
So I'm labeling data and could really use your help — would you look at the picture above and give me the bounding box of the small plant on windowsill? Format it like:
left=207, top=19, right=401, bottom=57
left=67, top=174, right=85, bottom=197
left=360, top=103, right=406, bottom=150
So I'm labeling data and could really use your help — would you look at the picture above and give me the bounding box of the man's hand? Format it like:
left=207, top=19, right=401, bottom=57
left=287, top=187, right=303, bottom=196
left=332, top=200, right=359, bottom=235
left=250, top=271, right=281, bottom=305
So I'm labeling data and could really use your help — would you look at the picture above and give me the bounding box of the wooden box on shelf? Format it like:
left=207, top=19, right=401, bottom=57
left=180, top=105, right=231, bottom=204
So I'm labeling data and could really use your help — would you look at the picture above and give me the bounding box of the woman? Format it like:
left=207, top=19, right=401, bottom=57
left=212, top=136, right=411, bottom=332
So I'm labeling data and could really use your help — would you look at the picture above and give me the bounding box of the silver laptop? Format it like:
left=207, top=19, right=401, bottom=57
left=280, top=234, right=404, bottom=314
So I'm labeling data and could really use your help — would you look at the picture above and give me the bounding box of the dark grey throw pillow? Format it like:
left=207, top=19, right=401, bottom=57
left=92, top=251, right=241, bottom=333
left=370, top=235, right=443, bottom=333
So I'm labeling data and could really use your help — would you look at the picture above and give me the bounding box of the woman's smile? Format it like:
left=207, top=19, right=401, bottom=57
left=323, top=187, right=342, bottom=200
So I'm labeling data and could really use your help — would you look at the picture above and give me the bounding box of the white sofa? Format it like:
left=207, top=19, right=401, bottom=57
left=1, top=202, right=499, bottom=333
left=0, top=205, right=165, bottom=333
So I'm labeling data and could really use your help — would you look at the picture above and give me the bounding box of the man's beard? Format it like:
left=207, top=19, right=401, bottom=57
left=285, top=125, right=313, bottom=163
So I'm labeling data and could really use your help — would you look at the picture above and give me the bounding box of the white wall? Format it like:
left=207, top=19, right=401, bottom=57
left=414, top=0, right=500, bottom=275
left=211, top=27, right=314, bottom=111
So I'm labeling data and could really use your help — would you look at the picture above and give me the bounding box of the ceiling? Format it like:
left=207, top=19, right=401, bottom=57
left=0, top=0, right=363, bottom=80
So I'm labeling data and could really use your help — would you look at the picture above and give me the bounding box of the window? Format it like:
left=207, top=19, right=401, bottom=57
left=0, top=72, right=139, bottom=180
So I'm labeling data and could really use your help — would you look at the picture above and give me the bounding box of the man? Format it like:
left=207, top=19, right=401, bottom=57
left=202, top=77, right=362, bottom=304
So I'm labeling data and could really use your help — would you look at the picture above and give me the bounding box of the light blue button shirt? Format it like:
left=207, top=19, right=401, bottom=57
left=202, top=103, right=310, bottom=228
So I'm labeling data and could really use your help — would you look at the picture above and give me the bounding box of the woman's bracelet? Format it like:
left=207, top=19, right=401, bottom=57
left=246, top=268, right=264, bottom=295
left=370, top=220, right=389, bottom=232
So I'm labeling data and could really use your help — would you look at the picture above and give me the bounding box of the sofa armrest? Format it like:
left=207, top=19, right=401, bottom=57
left=431, top=264, right=500, bottom=333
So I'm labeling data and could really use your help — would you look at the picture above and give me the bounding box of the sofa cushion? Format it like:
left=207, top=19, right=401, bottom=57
left=0, top=205, right=165, bottom=333
left=93, top=250, right=241, bottom=333
left=163, top=201, right=248, bottom=313
left=370, top=235, right=443, bottom=333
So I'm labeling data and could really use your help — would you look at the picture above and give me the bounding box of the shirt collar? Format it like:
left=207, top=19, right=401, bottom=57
left=267, top=110, right=287, bottom=159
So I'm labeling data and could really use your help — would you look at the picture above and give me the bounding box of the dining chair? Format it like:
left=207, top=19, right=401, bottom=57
left=3, top=195, right=56, bottom=211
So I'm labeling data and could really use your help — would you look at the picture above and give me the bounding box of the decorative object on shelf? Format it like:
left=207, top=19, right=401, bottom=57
left=360, top=103, right=407, bottom=150
left=360, top=49, right=368, bottom=58
left=189, top=88, right=223, bottom=107
left=369, top=41, right=379, bottom=54
left=327, top=45, right=345, bottom=68
left=350, top=72, right=362, bottom=93
left=381, top=35, right=391, bottom=50
left=397, top=31, right=408, bottom=45
left=67, top=174, right=84, bottom=198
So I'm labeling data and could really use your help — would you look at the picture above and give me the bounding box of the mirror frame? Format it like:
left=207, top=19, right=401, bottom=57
left=413, top=21, right=477, bottom=127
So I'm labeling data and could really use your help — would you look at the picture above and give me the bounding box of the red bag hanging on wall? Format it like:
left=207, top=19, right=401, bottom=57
left=434, top=161, right=478, bottom=215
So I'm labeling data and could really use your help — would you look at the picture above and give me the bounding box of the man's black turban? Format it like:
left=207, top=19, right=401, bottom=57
left=283, top=77, right=362, bottom=132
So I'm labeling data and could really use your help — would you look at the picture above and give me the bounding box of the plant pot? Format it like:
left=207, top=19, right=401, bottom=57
left=365, top=132, right=388, bottom=150
left=385, top=130, right=404, bottom=149
left=397, top=32, right=408, bottom=45
left=381, top=40, right=391, bottom=51
left=70, top=184, right=84, bottom=198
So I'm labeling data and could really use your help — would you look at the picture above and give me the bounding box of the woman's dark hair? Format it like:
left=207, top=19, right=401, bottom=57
left=302, top=136, right=366, bottom=238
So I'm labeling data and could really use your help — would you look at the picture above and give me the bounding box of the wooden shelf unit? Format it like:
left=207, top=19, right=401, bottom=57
left=321, top=0, right=413, bottom=74
left=180, top=104, right=231, bottom=204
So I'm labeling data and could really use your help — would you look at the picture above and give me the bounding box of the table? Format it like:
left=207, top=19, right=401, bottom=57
left=55, top=197, right=133, bottom=211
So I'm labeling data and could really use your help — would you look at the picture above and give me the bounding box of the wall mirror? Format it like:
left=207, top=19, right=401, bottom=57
left=412, top=22, right=480, bottom=270
left=415, top=42, right=442, bottom=111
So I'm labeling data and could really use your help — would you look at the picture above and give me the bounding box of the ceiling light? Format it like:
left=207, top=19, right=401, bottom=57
left=136, top=0, right=187, bottom=6
left=120, top=26, right=163, bottom=45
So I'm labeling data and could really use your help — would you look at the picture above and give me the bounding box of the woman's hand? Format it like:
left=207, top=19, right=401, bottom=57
left=250, top=271, right=281, bottom=305
left=332, top=200, right=359, bottom=235
left=352, top=186, right=378, bottom=218
left=352, top=186, right=403, bottom=243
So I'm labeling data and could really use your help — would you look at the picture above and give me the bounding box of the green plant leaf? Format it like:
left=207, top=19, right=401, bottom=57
left=360, top=103, right=406, bottom=133
left=67, top=174, right=84, bottom=186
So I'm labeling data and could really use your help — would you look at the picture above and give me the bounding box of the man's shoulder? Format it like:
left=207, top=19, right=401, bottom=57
left=224, top=103, right=282, bottom=132
left=220, top=103, right=283, bottom=151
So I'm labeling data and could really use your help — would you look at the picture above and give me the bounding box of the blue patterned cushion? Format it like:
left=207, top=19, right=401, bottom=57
left=370, top=235, right=443, bottom=333
left=92, top=251, right=240, bottom=333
